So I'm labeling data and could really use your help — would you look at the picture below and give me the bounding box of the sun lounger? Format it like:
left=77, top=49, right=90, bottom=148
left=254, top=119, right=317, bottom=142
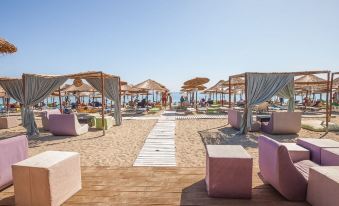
left=228, top=109, right=261, bottom=132
left=261, top=112, right=301, bottom=134
left=258, top=135, right=318, bottom=201
left=0, top=116, right=20, bottom=129
left=41, top=109, right=61, bottom=130
left=12, top=151, right=81, bottom=206
left=48, top=114, right=88, bottom=136
left=0, top=135, right=28, bottom=190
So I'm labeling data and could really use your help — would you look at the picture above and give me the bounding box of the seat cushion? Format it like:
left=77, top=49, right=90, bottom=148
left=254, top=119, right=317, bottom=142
left=294, top=160, right=319, bottom=181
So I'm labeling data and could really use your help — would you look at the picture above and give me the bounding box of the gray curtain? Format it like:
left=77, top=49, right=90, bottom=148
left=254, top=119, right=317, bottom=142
left=22, top=74, right=68, bottom=136
left=276, top=81, right=295, bottom=112
left=241, top=73, right=294, bottom=133
left=0, top=79, right=24, bottom=102
left=85, top=77, right=122, bottom=125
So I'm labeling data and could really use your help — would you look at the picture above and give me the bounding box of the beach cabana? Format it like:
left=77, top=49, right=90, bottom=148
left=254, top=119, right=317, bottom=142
left=330, top=72, right=339, bottom=118
left=0, top=71, right=122, bottom=136
left=0, top=38, right=17, bottom=54
left=228, top=71, right=331, bottom=134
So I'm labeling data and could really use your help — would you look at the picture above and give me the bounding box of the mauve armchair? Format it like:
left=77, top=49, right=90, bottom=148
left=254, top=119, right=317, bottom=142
left=48, top=114, right=88, bottom=136
left=258, top=135, right=318, bottom=201
left=41, top=109, right=61, bottom=130
left=261, top=112, right=301, bottom=134
left=0, top=135, right=28, bottom=190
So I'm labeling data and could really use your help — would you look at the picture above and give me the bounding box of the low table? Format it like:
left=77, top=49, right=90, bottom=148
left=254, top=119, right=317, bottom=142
left=307, top=166, right=339, bottom=206
left=281, top=143, right=310, bottom=162
left=321, top=148, right=339, bottom=166
left=205, top=145, right=252, bottom=198
left=256, top=115, right=271, bottom=122
left=12, top=151, right=81, bottom=206
left=297, top=138, right=339, bottom=164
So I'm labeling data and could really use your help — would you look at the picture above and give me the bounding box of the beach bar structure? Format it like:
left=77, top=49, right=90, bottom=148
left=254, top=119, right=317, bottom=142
left=228, top=70, right=331, bottom=133
left=0, top=71, right=122, bottom=136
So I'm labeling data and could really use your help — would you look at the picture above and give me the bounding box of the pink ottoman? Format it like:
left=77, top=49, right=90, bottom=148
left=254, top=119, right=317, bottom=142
left=321, top=148, right=339, bottom=166
left=0, top=135, right=28, bottom=190
left=297, top=138, right=339, bottom=164
left=0, top=116, right=20, bottom=129
left=205, top=145, right=252, bottom=198
left=307, top=166, right=339, bottom=206
left=281, top=143, right=310, bottom=163
left=12, top=151, right=82, bottom=206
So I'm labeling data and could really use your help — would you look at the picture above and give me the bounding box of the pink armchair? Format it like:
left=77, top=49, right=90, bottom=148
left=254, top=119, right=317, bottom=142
left=0, top=135, right=28, bottom=190
left=258, top=135, right=318, bottom=201
left=48, top=114, right=88, bottom=136
left=261, top=112, right=301, bottom=134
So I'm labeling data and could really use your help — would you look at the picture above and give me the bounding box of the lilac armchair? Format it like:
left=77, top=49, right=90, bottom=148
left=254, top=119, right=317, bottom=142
left=261, top=112, right=301, bottom=134
left=0, top=135, right=28, bottom=190
left=48, top=114, right=88, bottom=136
left=228, top=109, right=261, bottom=132
left=41, top=109, right=61, bottom=130
left=258, top=135, right=318, bottom=201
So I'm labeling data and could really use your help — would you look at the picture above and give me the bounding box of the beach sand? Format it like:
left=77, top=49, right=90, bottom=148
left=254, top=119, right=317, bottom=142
left=0, top=118, right=157, bottom=167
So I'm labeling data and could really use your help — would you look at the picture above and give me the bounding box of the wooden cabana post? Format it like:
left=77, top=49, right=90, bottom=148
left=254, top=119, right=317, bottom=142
left=228, top=77, right=231, bottom=108
left=329, top=72, right=338, bottom=122
left=325, top=71, right=330, bottom=132
left=58, top=87, right=62, bottom=113
left=101, top=72, right=105, bottom=136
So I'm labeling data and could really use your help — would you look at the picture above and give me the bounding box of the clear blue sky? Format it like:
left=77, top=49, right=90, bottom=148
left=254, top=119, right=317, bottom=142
left=1, top=0, right=338, bottom=91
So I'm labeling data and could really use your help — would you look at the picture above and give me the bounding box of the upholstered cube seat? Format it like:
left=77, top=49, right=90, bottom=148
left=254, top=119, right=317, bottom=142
left=205, top=145, right=252, bottom=198
left=12, top=151, right=82, bottom=206
left=0, top=116, right=20, bottom=129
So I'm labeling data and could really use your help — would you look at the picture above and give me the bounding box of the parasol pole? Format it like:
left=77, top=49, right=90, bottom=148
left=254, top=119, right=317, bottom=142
left=325, top=71, right=330, bottom=133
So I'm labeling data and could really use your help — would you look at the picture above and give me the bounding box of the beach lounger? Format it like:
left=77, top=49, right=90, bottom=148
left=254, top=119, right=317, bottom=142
left=41, top=109, right=61, bottom=130
left=258, top=135, right=318, bottom=201
left=228, top=109, right=261, bottom=132
left=0, top=135, right=28, bottom=190
left=261, top=112, right=301, bottom=134
left=48, top=114, right=88, bottom=136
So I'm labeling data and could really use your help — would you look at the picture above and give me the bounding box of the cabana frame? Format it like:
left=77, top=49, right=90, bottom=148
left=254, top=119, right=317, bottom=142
left=329, top=72, right=339, bottom=121
left=228, top=70, right=331, bottom=133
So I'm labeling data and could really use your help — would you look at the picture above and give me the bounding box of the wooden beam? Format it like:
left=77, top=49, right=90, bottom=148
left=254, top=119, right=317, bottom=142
left=58, top=87, right=62, bottom=113
left=244, top=73, right=248, bottom=134
left=228, top=76, right=231, bottom=109
left=101, top=72, right=105, bottom=136
left=325, top=71, right=330, bottom=133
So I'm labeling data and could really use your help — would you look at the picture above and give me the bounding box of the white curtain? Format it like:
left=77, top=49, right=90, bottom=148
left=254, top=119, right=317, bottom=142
left=276, top=82, right=295, bottom=112
left=85, top=77, right=122, bottom=125
left=241, top=73, right=294, bottom=133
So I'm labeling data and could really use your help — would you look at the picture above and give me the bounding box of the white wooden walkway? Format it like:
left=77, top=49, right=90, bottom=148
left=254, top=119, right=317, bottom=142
left=176, top=114, right=227, bottom=120
left=133, top=111, right=176, bottom=166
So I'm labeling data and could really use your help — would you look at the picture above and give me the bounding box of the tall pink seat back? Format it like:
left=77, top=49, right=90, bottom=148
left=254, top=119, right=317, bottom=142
left=42, top=109, right=61, bottom=130
left=0, top=135, right=28, bottom=190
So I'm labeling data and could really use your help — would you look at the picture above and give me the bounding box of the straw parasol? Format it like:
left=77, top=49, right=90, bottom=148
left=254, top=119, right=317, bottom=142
left=295, top=74, right=326, bottom=85
left=184, top=77, right=209, bottom=86
left=62, top=83, right=96, bottom=93
left=121, top=84, right=140, bottom=93
left=134, top=79, right=166, bottom=91
left=0, top=38, right=17, bottom=54
left=181, top=85, right=206, bottom=91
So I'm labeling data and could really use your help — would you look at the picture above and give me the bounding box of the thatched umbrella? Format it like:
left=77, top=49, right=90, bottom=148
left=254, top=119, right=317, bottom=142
left=134, top=79, right=167, bottom=102
left=295, top=74, right=327, bottom=98
left=0, top=38, right=17, bottom=54
left=181, top=85, right=207, bottom=108
left=184, top=77, right=209, bottom=86
left=63, top=83, right=96, bottom=93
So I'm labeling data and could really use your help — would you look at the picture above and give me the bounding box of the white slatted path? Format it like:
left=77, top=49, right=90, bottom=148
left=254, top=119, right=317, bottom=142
left=176, top=114, right=227, bottom=120
left=133, top=111, right=176, bottom=166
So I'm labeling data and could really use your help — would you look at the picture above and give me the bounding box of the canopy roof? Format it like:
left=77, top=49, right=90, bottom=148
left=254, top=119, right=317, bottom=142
left=0, top=38, right=17, bottom=54
left=181, top=84, right=207, bottom=91
left=134, top=79, right=167, bottom=91
left=205, top=80, right=228, bottom=92
left=121, top=84, right=141, bottom=93
left=184, top=77, right=209, bottom=86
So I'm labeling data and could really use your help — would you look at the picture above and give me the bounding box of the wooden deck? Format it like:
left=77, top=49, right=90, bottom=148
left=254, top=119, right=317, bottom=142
left=0, top=167, right=309, bottom=205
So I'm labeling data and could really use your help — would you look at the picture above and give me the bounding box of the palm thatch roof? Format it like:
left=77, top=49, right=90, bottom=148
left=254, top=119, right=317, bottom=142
left=0, top=38, right=17, bottom=54
left=295, top=74, right=327, bottom=85
left=121, top=84, right=141, bottom=93
left=62, top=83, right=96, bottom=92
left=184, top=77, right=209, bottom=86
left=134, top=79, right=167, bottom=91
left=205, top=80, right=228, bottom=93
left=181, top=85, right=207, bottom=91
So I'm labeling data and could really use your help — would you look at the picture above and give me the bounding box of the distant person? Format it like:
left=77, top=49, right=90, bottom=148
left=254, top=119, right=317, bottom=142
left=168, top=93, right=172, bottom=110
left=180, top=96, right=185, bottom=107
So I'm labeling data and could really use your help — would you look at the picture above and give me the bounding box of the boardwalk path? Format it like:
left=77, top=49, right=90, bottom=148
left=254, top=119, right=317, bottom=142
left=133, top=111, right=176, bottom=166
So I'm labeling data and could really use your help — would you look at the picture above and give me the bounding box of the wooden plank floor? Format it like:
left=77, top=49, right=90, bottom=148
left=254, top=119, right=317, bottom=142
left=0, top=167, right=310, bottom=206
